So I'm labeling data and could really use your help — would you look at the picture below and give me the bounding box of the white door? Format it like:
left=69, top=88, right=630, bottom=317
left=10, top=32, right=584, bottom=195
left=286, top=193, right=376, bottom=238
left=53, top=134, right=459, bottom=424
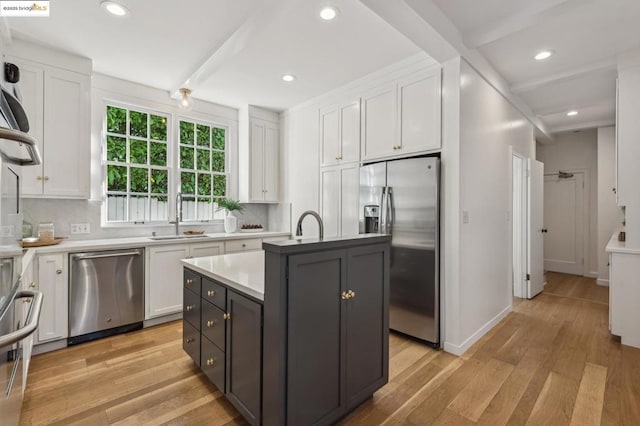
left=528, top=159, right=545, bottom=298
left=544, top=172, right=585, bottom=275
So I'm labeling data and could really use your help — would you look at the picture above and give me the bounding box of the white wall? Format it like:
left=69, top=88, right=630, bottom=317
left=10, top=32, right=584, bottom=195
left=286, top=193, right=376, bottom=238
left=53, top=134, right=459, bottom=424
left=597, top=127, right=624, bottom=284
left=442, top=59, right=536, bottom=355
left=536, top=129, right=598, bottom=277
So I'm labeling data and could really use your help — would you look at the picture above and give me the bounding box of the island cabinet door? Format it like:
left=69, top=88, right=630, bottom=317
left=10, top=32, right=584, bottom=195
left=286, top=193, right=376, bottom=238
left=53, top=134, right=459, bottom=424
left=345, top=244, right=390, bottom=410
left=225, top=290, right=262, bottom=425
left=287, top=249, right=348, bottom=426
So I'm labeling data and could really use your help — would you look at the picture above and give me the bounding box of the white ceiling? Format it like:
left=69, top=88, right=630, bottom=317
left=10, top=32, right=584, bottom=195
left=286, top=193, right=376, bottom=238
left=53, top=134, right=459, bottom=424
left=5, top=0, right=421, bottom=111
left=432, top=0, right=640, bottom=133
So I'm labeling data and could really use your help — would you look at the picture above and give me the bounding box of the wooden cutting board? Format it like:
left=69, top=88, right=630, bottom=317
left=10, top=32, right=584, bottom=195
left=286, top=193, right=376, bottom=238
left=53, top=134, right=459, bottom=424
left=21, top=237, right=66, bottom=248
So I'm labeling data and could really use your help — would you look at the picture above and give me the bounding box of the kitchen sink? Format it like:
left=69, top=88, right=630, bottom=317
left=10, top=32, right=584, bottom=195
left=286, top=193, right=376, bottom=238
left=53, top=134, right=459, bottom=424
left=148, top=234, right=209, bottom=241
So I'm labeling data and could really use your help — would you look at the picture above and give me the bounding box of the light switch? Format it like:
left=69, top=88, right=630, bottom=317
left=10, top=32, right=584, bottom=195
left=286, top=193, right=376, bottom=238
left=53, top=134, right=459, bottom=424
left=462, top=211, right=469, bottom=224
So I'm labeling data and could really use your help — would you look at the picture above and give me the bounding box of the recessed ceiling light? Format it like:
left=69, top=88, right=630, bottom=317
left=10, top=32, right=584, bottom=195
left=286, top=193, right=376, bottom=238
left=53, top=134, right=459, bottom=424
left=534, top=50, right=554, bottom=61
left=101, top=1, right=129, bottom=17
left=567, top=110, right=579, bottom=116
left=282, top=74, right=296, bottom=82
left=320, top=6, right=339, bottom=21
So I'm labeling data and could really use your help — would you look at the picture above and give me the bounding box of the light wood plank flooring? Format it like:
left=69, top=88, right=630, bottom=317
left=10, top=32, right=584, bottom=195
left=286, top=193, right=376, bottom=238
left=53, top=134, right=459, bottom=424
left=20, top=273, right=640, bottom=425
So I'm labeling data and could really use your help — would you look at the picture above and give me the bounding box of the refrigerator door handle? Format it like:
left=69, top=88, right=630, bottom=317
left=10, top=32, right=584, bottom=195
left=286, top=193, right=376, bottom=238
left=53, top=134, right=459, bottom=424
left=379, top=186, right=387, bottom=234
left=385, top=186, right=396, bottom=234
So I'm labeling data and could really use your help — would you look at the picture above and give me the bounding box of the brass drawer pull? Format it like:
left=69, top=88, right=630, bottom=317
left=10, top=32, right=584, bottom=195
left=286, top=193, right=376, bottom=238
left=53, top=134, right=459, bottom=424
left=207, top=320, right=215, bottom=328
left=186, top=278, right=194, bottom=285
left=223, top=313, right=231, bottom=320
left=207, top=290, right=216, bottom=297
left=28, top=282, right=35, bottom=288
left=186, top=305, right=195, bottom=312
left=186, top=338, right=195, bottom=344
left=206, top=357, right=216, bottom=366
left=341, top=290, right=356, bottom=300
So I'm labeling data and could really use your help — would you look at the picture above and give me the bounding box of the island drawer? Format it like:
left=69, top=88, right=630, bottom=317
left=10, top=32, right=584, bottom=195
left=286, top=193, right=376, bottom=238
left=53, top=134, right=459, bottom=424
left=202, top=336, right=225, bottom=392
left=201, top=299, right=225, bottom=350
left=184, top=270, right=201, bottom=295
left=225, top=238, right=262, bottom=253
left=184, top=287, right=201, bottom=329
left=202, top=278, right=226, bottom=310
left=183, top=321, right=200, bottom=366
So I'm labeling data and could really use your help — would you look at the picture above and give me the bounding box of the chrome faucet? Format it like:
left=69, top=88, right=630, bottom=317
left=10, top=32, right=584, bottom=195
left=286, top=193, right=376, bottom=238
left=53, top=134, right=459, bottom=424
left=170, top=192, right=183, bottom=235
left=295, top=210, right=324, bottom=240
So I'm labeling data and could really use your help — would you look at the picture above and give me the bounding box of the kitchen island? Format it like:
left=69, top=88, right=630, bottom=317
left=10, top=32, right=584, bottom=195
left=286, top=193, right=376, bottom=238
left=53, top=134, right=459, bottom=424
left=181, top=234, right=391, bottom=426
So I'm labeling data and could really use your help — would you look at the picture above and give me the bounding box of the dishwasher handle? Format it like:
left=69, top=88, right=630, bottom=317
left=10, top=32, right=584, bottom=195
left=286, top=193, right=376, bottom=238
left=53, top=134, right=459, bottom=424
left=72, top=251, right=142, bottom=261
left=0, top=290, right=43, bottom=348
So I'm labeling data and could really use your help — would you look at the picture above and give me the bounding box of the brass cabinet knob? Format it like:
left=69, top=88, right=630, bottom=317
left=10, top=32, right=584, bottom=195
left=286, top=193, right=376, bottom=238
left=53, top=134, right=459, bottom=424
left=223, top=313, right=231, bottom=320
left=186, top=278, right=194, bottom=285
left=186, top=338, right=195, bottom=344
left=23, top=298, right=32, bottom=304
left=36, top=176, right=43, bottom=180
left=28, top=282, right=35, bottom=288
left=348, top=290, right=356, bottom=299
left=206, top=357, right=216, bottom=366
left=341, top=291, right=349, bottom=300
left=207, top=320, right=215, bottom=328
left=56, top=269, right=63, bottom=275
left=186, top=305, right=195, bottom=312
left=207, top=290, right=215, bottom=297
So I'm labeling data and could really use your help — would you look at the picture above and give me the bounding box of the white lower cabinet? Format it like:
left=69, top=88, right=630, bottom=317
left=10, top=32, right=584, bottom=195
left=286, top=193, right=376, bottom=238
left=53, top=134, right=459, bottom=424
left=35, top=254, right=68, bottom=343
left=21, top=258, right=35, bottom=382
left=608, top=251, right=640, bottom=348
left=147, top=241, right=224, bottom=319
left=320, top=164, right=360, bottom=238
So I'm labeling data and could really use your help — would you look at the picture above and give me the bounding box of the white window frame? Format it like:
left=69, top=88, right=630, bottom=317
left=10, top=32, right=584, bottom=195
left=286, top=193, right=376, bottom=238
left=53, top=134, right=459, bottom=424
left=100, top=100, right=234, bottom=226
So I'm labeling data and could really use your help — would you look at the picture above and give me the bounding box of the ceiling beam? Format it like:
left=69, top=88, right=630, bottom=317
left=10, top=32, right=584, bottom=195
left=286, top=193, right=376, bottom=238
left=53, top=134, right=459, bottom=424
left=548, top=118, right=615, bottom=134
left=169, top=0, right=291, bottom=99
left=510, top=58, right=617, bottom=93
left=464, top=0, right=585, bottom=48
left=534, top=98, right=615, bottom=117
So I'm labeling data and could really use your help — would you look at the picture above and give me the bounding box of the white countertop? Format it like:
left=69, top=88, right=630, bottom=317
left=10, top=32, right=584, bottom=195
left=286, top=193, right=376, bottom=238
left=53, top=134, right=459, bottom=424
left=21, top=231, right=289, bottom=255
left=181, top=251, right=265, bottom=301
left=606, top=232, right=640, bottom=254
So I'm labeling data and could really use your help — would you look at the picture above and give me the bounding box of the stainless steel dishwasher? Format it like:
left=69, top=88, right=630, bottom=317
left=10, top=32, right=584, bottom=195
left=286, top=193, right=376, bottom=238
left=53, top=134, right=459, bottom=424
left=69, top=248, right=144, bottom=345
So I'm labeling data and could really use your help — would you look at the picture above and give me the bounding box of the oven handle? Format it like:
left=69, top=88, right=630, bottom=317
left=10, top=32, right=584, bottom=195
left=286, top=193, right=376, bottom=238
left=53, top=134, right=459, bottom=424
left=0, top=290, right=43, bottom=348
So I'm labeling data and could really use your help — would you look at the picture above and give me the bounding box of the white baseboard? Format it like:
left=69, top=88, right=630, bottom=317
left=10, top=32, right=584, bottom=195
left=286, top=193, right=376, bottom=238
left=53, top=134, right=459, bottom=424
left=144, top=312, right=182, bottom=327
left=33, top=339, right=67, bottom=355
left=596, top=278, right=610, bottom=287
left=443, top=305, right=512, bottom=356
left=585, top=271, right=599, bottom=279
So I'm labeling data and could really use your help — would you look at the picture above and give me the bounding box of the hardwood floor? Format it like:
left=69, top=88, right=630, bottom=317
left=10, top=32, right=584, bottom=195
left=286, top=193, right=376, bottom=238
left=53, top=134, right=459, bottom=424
left=20, top=273, right=640, bottom=425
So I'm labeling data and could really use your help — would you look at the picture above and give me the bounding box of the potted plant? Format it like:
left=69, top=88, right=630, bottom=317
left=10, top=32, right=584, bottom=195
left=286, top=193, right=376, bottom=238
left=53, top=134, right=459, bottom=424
left=217, top=198, right=244, bottom=233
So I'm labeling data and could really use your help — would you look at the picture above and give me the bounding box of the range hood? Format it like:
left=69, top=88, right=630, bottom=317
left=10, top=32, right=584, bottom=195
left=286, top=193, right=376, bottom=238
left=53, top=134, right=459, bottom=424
left=0, top=127, right=41, bottom=166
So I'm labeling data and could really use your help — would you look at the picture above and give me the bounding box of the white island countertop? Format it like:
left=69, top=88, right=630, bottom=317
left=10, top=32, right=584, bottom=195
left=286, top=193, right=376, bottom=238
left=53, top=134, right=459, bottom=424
left=181, top=251, right=265, bottom=301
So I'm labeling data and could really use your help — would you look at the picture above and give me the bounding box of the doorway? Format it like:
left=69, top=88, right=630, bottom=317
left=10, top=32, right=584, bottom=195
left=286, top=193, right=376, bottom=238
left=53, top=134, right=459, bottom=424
left=543, top=171, right=585, bottom=275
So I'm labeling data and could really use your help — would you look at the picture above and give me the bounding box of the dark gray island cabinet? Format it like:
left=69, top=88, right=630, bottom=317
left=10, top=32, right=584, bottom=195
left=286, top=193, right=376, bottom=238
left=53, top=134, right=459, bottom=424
left=181, top=234, right=391, bottom=426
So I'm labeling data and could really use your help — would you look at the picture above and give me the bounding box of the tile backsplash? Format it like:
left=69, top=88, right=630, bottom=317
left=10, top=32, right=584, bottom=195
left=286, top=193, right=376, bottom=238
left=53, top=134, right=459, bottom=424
left=22, top=199, right=279, bottom=240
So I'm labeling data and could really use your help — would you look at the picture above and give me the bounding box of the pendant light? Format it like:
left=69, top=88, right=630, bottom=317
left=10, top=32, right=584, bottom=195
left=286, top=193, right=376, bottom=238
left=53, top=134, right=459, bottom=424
left=178, top=88, right=193, bottom=111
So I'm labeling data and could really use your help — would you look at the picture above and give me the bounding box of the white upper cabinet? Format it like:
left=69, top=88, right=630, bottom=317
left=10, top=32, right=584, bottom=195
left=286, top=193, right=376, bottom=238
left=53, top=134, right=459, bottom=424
left=360, top=66, right=442, bottom=162
left=10, top=56, right=91, bottom=198
left=320, top=99, right=360, bottom=167
left=361, top=84, right=397, bottom=161
left=397, top=69, right=441, bottom=154
left=239, top=106, right=279, bottom=203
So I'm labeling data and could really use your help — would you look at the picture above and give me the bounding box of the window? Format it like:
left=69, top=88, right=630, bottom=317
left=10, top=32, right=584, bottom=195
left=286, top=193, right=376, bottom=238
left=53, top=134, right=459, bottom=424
left=178, top=119, right=228, bottom=220
left=103, top=104, right=230, bottom=224
left=105, top=105, right=169, bottom=222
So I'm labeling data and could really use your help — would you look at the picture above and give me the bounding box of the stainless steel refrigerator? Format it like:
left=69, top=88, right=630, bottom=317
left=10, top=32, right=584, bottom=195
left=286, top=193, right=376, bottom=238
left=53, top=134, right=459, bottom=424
left=359, top=156, right=439, bottom=347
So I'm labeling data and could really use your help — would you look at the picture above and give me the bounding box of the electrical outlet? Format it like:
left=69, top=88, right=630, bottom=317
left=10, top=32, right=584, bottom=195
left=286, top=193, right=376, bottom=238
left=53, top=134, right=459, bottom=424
left=0, top=225, right=14, bottom=237
left=70, top=223, right=91, bottom=234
